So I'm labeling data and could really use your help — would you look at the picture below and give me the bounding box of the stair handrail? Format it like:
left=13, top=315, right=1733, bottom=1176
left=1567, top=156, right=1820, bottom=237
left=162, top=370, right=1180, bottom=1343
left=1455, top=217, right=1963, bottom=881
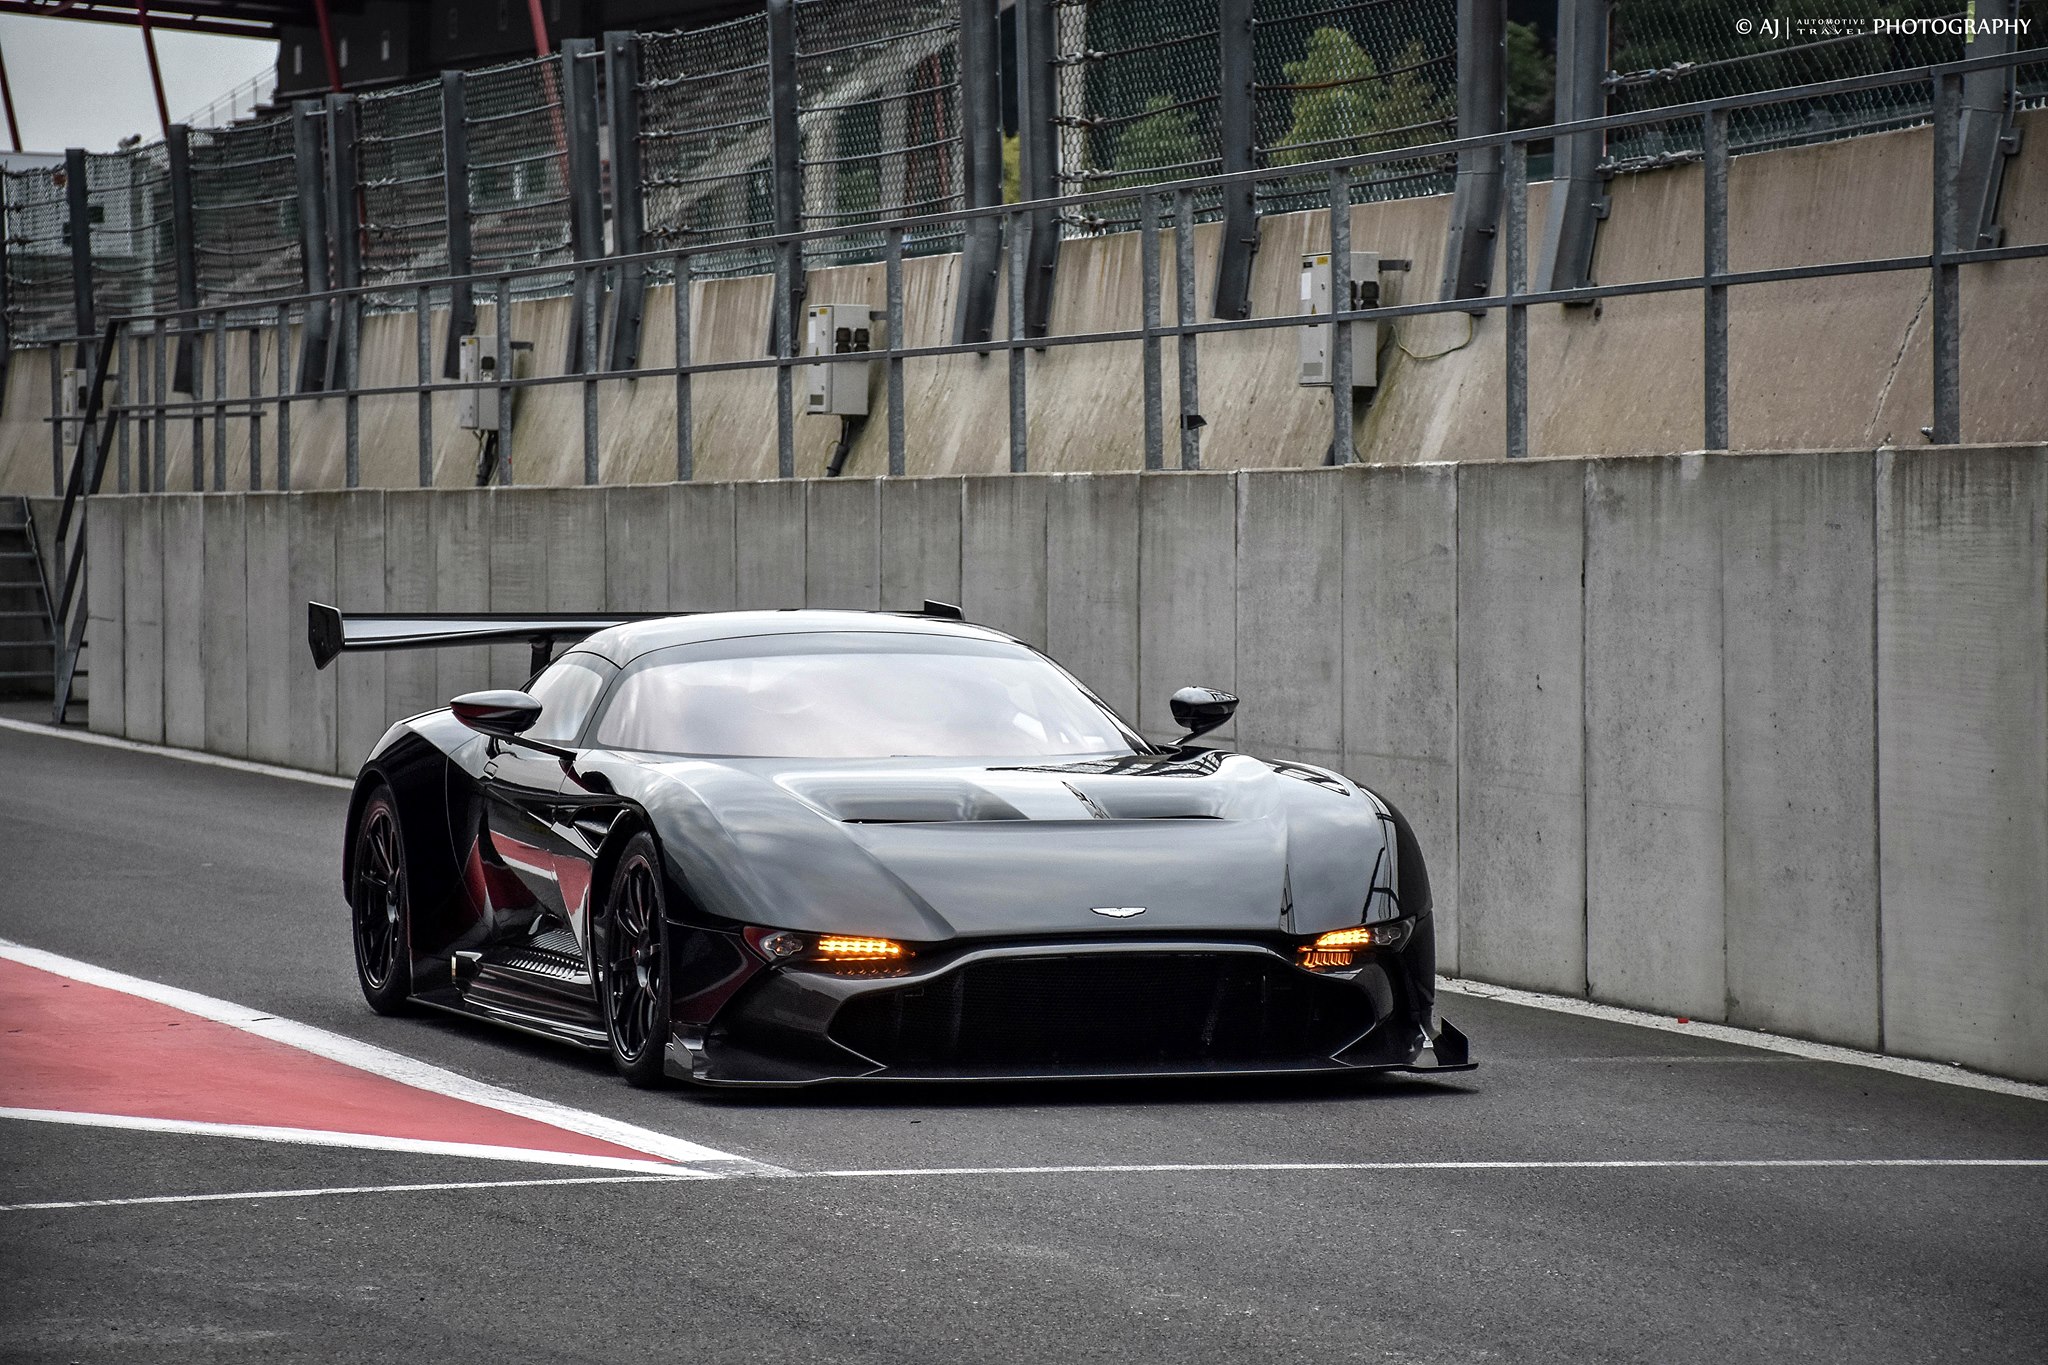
left=49, top=321, right=125, bottom=723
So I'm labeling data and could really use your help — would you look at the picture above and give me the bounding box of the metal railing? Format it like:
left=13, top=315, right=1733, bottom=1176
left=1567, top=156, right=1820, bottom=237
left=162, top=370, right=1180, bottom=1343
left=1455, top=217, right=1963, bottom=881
left=42, top=48, right=2048, bottom=716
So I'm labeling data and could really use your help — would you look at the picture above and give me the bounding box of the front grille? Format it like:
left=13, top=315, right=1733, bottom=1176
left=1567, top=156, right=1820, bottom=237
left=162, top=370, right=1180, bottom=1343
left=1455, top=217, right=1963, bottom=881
left=829, top=952, right=1374, bottom=1073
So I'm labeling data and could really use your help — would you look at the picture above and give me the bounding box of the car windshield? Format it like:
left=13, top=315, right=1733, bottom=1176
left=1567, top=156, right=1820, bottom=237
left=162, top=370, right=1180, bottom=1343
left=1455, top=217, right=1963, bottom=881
left=591, top=632, right=1146, bottom=760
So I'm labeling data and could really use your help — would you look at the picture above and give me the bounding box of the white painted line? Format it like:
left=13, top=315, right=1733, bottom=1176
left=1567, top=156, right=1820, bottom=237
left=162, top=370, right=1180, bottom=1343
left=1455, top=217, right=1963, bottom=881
left=0, top=716, right=356, bottom=789
left=8, top=1156, right=2047, bottom=1215
left=0, top=1174, right=699, bottom=1214
left=788, top=1158, right=2048, bottom=1178
left=0, top=938, right=783, bottom=1174
left=0, top=1108, right=706, bottom=1175
left=1437, top=976, right=2048, bottom=1103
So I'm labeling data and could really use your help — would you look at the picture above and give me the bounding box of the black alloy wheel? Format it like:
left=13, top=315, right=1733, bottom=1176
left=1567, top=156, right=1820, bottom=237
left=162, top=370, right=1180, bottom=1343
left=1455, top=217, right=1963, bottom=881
left=351, top=787, right=412, bottom=1014
left=601, top=833, right=672, bottom=1087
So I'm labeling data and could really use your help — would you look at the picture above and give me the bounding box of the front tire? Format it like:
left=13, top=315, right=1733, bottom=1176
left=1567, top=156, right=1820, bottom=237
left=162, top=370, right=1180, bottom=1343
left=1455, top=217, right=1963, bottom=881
left=351, top=786, right=412, bottom=1015
left=599, top=833, right=672, bottom=1088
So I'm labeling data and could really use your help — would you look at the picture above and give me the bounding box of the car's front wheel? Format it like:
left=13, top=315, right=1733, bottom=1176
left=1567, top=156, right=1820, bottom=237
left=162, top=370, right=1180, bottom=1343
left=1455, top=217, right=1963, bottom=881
left=599, top=832, right=672, bottom=1088
left=351, top=786, right=412, bottom=1015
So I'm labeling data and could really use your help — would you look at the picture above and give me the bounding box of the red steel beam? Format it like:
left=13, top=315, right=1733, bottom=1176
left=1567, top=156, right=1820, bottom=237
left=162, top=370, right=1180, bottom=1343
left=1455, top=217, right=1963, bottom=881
left=0, top=3, right=289, bottom=41
left=138, top=2, right=173, bottom=137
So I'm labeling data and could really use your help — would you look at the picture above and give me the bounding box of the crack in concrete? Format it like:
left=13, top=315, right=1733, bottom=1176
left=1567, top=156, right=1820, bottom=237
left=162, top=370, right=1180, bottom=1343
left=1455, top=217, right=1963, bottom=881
left=1871, top=287, right=1931, bottom=443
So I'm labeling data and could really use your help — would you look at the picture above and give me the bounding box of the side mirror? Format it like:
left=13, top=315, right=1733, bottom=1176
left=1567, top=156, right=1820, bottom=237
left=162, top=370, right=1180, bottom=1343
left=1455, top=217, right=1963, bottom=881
left=1169, top=686, right=1237, bottom=741
left=451, top=690, right=543, bottom=741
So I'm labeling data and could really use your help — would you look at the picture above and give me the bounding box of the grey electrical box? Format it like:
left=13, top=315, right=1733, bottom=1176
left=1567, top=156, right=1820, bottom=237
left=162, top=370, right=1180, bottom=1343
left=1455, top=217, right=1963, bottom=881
left=59, top=368, right=91, bottom=419
left=804, top=304, right=875, bottom=417
left=457, top=334, right=500, bottom=431
left=1298, top=250, right=1379, bottom=389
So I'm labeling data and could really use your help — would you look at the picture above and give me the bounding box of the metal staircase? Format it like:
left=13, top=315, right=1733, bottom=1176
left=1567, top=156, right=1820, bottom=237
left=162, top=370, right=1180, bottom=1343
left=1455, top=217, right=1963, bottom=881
left=0, top=497, right=60, bottom=700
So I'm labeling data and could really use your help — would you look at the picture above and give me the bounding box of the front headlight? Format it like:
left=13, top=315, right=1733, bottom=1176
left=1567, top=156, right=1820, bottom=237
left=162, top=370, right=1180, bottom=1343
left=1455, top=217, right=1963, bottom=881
left=744, top=926, right=913, bottom=975
left=1296, top=921, right=1413, bottom=971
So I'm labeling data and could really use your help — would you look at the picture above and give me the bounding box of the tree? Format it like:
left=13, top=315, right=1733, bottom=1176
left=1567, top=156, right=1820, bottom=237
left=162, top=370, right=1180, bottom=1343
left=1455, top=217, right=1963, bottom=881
left=1272, top=27, right=1381, bottom=165
left=1505, top=21, right=1555, bottom=130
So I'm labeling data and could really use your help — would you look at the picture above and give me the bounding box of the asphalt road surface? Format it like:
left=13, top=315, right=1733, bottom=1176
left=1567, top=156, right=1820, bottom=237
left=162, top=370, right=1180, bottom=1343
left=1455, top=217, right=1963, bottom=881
left=3, top=720, right=2046, bottom=1364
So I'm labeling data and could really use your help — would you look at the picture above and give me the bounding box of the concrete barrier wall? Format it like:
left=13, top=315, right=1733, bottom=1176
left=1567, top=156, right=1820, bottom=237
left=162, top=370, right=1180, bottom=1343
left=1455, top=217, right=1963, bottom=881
left=82, top=443, right=2048, bottom=1080
left=9, top=110, right=2046, bottom=495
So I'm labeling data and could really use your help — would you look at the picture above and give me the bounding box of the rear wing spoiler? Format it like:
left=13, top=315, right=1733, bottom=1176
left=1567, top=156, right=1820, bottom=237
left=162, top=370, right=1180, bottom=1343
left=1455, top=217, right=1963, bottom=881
left=308, top=603, right=672, bottom=674
left=307, top=599, right=968, bottom=674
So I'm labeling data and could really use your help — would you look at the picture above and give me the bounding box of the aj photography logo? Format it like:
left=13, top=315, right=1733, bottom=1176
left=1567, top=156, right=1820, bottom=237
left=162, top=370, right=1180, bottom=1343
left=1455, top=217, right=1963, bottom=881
left=1735, top=13, right=2034, bottom=38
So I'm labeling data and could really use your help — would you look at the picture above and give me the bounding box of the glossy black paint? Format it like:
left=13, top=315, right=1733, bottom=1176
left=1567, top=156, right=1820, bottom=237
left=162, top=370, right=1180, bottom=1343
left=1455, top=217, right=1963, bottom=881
left=1169, top=685, right=1238, bottom=740
left=450, top=689, right=543, bottom=739
left=337, top=609, right=1471, bottom=1087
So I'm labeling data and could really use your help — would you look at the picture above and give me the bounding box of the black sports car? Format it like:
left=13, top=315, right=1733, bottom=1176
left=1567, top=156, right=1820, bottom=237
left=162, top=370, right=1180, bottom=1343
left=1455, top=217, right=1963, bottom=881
left=313, top=601, right=1472, bottom=1087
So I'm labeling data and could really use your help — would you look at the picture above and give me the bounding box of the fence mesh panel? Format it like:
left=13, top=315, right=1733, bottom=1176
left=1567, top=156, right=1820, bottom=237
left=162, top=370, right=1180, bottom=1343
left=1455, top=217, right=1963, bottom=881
left=188, top=115, right=304, bottom=308
left=639, top=16, right=777, bottom=279
left=1252, top=0, right=1457, bottom=212
left=796, top=0, right=964, bottom=265
left=1053, top=0, right=1221, bottom=234
left=3, top=163, right=75, bottom=345
left=356, top=81, right=448, bottom=307
left=1606, top=0, right=2048, bottom=168
left=462, top=57, right=575, bottom=297
left=85, top=147, right=177, bottom=322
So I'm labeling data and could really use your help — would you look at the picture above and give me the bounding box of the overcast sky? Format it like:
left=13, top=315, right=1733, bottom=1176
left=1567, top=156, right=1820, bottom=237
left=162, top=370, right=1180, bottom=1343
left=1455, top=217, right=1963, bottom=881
left=0, top=16, right=277, bottom=153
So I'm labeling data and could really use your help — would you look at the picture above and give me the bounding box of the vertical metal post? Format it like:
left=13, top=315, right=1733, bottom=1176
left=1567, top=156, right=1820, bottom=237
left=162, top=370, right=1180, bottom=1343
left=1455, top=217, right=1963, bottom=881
left=1213, top=0, right=1257, bottom=321
left=604, top=31, right=647, bottom=370
left=952, top=0, right=1003, bottom=345
left=1702, top=109, right=1729, bottom=451
left=164, top=124, right=199, bottom=392
left=774, top=259, right=795, bottom=480
left=188, top=312, right=204, bottom=489
left=62, top=148, right=93, bottom=368
left=560, top=37, right=604, bottom=373
left=290, top=101, right=331, bottom=393
left=1930, top=71, right=1961, bottom=446
left=495, top=275, right=514, bottom=483
left=212, top=309, right=228, bottom=488
left=323, top=92, right=361, bottom=394
left=1328, top=172, right=1352, bottom=467
left=766, top=0, right=804, bottom=359
left=885, top=225, right=906, bottom=476
left=247, top=324, right=263, bottom=489
left=115, top=332, right=130, bottom=493
left=674, top=253, right=693, bottom=481
left=128, top=331, right=145, bottom=492
left=275, top=310, right=292, bottom=489
left=1008, top=211, right=1028, bottom=472
left=415, top=285, right=432, bottom=485
left=1505, top=141, right=1529, bottom=460
left=1175, top=188, right=1201, bottom=470
left=440, top=71, right=474, bottom=379
left=343, top=311, right=360, bottom=488
left=581, top=263, right=600, bottom=483
left=1014, top=0, right=1060, bottom=338
left=1440, top=0, right=1506, bottom=304
left=1538, top=0, right=1608, bottom=294
left=153, top=325, right=169, bottom=488
left=1140, top=191, right=1164, bottom=472
left=1957, top=0, right=2020, bottom=251
left=46, top=347, right=61, bottom=496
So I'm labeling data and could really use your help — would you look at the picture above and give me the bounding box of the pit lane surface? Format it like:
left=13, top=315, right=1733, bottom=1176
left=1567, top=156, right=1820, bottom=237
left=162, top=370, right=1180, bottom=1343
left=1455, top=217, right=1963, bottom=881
left=3, top=720, right=2045, bottom=1364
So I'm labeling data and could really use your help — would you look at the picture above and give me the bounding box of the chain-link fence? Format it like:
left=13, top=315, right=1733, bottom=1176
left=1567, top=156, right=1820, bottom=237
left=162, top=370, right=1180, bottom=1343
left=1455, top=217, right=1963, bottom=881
left=2, top=162, right=76, bottom=346
left=10, top=1, right=2044, bottom=348
left=1048, top=0, right=1456, bottom=233
left=463, top=57, right=575, bottom=297
left=188, top=115, right=304, bottom=308
left=1607, top=0, right=2048, bottom=169
left=639, top=16, right=777, bottom=279
left=356, top=81, right=447, bottom=306
left=1053, top=0, right=1222, bottom=234
left=85, top=146, right=177, bottom=322
left=797, top=0, right=964, bottom=264
left=1252, top=0, right=1457, bottom=212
